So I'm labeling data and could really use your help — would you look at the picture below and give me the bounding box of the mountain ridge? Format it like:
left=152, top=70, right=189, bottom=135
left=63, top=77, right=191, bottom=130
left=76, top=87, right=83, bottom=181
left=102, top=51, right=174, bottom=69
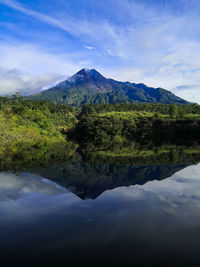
left=28, top=68, right=189, bottom=106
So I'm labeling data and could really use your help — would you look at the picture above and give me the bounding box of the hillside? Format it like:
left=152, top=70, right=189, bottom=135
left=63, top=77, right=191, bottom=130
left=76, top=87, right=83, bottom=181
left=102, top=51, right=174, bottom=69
left=29, top=68, right=189, bottom=106
left=0, top=97, right=77, bottom=157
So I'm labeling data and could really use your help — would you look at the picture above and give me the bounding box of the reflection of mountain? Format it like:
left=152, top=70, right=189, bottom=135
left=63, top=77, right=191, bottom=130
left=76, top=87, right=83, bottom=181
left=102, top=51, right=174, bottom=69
left=29, top=160, right=191, bottom=199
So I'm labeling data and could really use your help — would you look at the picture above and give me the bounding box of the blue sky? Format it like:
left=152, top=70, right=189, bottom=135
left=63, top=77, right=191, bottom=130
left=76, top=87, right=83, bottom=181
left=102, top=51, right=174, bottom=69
left=0, top=0, right=200, bottom=102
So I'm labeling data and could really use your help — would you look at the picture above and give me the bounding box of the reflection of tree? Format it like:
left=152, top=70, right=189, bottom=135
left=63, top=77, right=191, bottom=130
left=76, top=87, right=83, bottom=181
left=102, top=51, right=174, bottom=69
left=169, top=149, right=178, bottom=163
left=0, top=142, right=78, bottom=172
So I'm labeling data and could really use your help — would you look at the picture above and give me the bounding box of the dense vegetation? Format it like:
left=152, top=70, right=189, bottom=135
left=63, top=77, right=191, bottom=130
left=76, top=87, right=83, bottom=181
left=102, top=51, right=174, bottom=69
left=82, top=144, right=200, bottom=165
left=2, top=97, right=200, bottom=168
left=1, top=97, right=200, bottom=173
left=0, top=96, right=77, bottom=155
left=79, top=103, right=200, bottom=116
left=74, top=103, right=200, bottom=149
left=1, top=96, right=200, bottom=195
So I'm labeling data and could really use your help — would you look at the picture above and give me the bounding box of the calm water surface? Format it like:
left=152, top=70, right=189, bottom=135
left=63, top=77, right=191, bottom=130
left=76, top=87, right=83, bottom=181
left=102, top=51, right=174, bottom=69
left=1, top=159, right=200, bottom=266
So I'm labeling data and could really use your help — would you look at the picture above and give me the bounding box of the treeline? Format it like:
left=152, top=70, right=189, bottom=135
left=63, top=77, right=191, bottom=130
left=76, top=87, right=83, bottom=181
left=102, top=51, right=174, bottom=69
left=75, top=115, right=200, bottom=148
left=0, top=96, right=76, bottom=130
left=82, top=145, right=200, bottom=166
left=0, top=96, right=74, bottom=114
left=73, top=102, right=200, bottom=149
left=79, top=103, right=200, bottom=118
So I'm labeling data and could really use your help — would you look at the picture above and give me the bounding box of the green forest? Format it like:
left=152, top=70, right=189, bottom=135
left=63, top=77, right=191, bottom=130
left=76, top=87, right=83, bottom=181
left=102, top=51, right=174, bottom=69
left=74, top=103, right=200, bottom=149
left=0, top=96, right=77, bottom=156
left=1, top=97, right=200, bottom=166
left=0, top=95, right=200, bottom=169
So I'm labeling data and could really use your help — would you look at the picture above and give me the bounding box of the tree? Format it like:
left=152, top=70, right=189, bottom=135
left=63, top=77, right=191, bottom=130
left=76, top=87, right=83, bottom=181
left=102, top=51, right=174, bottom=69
left=169, top=104, right=178, bottom=119
left=11, top=92, right=21, bottom=101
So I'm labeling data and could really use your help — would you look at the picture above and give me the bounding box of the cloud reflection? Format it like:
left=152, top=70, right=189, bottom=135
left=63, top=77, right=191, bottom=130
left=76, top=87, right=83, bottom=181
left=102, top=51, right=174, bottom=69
left=1, top=164, right=200, bottom=225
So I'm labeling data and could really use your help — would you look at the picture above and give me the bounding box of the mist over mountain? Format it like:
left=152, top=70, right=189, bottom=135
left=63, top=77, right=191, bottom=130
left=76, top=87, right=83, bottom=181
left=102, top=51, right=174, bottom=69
left=29, top=68, right=189, bottom=106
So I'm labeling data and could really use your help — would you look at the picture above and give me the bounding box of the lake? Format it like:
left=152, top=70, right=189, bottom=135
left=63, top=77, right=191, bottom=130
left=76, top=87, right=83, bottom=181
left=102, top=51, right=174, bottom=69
left=1, top=153, right=200, bottom=266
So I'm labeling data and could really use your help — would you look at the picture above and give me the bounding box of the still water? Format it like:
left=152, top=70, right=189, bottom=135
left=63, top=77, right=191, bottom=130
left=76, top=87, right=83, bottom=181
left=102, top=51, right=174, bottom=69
left=1, top=158, right=200, bottom=266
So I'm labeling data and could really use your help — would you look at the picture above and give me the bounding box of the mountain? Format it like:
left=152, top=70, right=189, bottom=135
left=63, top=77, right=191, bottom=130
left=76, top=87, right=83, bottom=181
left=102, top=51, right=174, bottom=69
left=29, top=68, right=189, bottom=106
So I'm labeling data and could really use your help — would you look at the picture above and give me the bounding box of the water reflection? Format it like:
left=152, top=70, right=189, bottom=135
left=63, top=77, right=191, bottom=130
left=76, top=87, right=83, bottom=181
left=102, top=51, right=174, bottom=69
left=0, top=161, right=200, bottom=265
left=0, top=172, right=67, bottom=201
left=29, top=161, right=190, bottom=199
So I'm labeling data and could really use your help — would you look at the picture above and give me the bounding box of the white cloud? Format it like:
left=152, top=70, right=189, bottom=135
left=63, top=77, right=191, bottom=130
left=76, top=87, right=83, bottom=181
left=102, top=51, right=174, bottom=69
left=0, top=42, right=87, bottom=95
left=106, top=67, right=145, bottom=82
left=0, top=0, right=72, bottom=33
left=173, top=86, right=200, bottom=104
left=1, top=0, right=200, bottom=102
left=0, top=67, right=66, bottom=95
left=83, top=46, right=96, bottom=50
left=0, top=172, right=66, bottom=201
left=0, top=42, right=81, bottom=75
left=0, top=0, right=112, bottom=38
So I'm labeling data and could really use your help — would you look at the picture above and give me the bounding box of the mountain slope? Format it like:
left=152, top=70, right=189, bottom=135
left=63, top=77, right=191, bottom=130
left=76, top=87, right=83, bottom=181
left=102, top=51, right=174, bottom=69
left=29, top=68, right=189, bottom=106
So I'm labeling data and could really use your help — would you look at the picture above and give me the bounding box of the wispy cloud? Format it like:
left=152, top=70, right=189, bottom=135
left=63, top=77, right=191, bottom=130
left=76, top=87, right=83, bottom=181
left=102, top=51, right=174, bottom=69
left=0, top=41, right=87, bottom=95
left=0, top=0, right=106, bottom=37
left=83, top=46, right=96, bottom=50
left=0, top=0, right=72, bottom=33
left=0, top=42, right=82, bottom=75
left=0, top=172, right=66, bottom=201
left=0, top=67, right=65, bottom=95
left=1, top=0, right=200, bottom=102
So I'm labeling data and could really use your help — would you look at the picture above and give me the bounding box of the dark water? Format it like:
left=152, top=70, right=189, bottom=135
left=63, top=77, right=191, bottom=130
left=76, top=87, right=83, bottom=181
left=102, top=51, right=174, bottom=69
left=1, top=157, right=200, bottom=266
